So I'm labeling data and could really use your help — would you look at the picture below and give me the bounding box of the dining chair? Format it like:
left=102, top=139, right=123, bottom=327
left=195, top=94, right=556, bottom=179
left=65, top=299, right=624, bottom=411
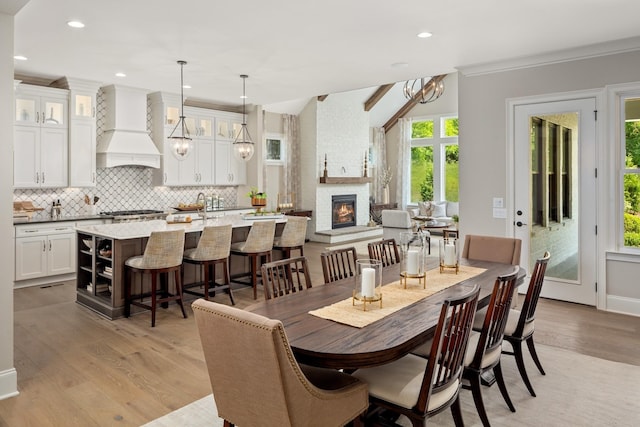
left=192, top=299, right=369, bottom=427
left=182, top=224, right=234, bottom=304
left=124, top=229, right=187, bottom=327
left=500, top=251, right=551, bottom=397
left=463, top=267, right=520, bottom=426
left=272, top=215, right=308, bottom=259
left=352, top=285, right=480, bottom=427
left=230, top=220, right=276, bottom=299
left=320, top=246, right=358, bottom=284
left=261, top=255, right=312, bottom=300
left=367, top=238, right=401, bottom=267
left=462, top=234, right=522, bottom=265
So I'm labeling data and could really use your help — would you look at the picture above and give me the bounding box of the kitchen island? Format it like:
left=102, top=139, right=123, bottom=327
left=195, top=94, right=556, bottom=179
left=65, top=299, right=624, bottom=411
left=75, top=215, right=288, bottom=319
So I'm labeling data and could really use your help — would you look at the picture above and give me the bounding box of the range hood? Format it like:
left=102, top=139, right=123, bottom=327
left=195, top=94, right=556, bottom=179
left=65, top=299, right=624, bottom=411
left=96, top=85, right=161, bottom=168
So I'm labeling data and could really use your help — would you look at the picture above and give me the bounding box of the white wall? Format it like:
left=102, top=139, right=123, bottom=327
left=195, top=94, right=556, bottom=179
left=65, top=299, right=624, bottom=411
left=458, top=50, right=640, bottom=315
left=0, top=10, right=18, bottom=400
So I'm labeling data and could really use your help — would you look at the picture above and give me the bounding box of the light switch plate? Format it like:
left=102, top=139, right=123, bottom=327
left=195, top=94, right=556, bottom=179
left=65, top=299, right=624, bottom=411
left=493, top=197, right=504, bottom=208
left=493, top=208, right=507, bottom=218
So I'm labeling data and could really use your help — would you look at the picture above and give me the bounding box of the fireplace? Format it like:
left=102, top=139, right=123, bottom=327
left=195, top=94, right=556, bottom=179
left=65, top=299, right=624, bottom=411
left=332, top=194, right=357, bottom=229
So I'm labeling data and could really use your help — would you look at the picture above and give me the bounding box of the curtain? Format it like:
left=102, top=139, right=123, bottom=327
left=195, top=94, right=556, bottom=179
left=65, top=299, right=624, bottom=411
left=372, top=127, right=386, bottom=203
left=396, top=118, right=412, bottom=210
left=283, top=114, right=301, bottom=208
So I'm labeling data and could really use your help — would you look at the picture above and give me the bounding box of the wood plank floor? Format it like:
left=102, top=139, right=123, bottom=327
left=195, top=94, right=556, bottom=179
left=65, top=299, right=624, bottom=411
left=2, top=240, right=640, bottom=426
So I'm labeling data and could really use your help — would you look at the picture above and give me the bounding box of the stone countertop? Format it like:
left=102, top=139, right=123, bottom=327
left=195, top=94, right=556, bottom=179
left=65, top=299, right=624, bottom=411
left=75, top=215, right=288, bottom=240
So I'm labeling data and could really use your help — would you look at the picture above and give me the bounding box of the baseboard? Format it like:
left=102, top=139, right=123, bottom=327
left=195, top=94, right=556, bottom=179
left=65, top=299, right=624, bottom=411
left=606, top=295, right=640, bottom=317
left=0, top=368, right=18, bottom=401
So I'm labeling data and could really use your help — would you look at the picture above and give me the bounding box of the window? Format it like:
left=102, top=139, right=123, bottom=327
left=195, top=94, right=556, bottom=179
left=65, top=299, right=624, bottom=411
left=265, top=133, right=285, bottom=164
left=623, top=97, right=640, bottom=248
left=410, top=116, right=458, bottom=203
left=530, top=116, right=573, bottom=227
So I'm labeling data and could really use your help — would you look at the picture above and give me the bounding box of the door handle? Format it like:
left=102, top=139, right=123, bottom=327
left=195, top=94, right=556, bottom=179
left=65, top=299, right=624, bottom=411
left=515, top=221, right=527, bottom=227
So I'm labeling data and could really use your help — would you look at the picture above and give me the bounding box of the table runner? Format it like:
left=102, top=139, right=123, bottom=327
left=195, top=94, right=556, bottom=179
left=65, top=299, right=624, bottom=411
left=309, top=265, right=486, bottom=328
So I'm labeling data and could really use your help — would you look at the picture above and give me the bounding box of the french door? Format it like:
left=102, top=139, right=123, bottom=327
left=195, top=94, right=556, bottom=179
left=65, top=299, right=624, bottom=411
left=512, top=97, right=597, bottom=305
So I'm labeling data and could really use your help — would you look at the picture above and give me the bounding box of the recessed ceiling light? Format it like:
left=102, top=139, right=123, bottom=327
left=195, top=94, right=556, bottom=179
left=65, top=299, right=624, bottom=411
left=67, top=20, right=85, bottom=28
left=14, top=55, right=27, bottom=61
left=115, top=72, right=126, bottom=77
left=182, top=85, right=191, bottom=89
left=417, top=32, right=432, bottom=38
left=391, top=62, right=409, bottom=69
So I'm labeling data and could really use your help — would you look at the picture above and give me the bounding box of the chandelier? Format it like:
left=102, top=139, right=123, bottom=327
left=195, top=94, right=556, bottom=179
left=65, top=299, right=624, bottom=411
left=168, top=60, right=193, bottom=159
left=403, top=76, right=445, bottom=104
left=233, top=74, right=255, bottom=161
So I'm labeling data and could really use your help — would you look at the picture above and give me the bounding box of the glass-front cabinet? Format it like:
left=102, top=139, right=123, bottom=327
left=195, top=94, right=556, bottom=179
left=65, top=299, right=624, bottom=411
left=15, top=91, right=67, bottom=128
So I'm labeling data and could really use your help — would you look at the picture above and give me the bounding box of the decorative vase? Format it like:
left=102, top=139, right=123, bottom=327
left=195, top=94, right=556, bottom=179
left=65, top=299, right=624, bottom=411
left=382, top=187, right=390, bottom=204
left=251, top=197, right=267, bottom=213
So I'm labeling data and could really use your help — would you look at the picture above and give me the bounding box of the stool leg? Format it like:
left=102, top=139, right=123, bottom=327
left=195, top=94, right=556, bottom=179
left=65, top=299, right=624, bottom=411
left=203, top=262, right=210, bottom=300
left=175, top=269, right=187, bottom=319
left=150, top=272, right=158, bottom=327
left=251, top=254, right=258, bottom=300
left=124, top=267, right=131, bottom=318
left=223, top=259, right=235, bottom=305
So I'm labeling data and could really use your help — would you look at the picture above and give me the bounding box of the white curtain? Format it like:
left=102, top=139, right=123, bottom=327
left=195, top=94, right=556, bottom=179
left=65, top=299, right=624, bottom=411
left=396, top=118, right=412, bottom=210
left=372, top=127, right=386, bottom=203
left=283, top=114, right=301, bottom=207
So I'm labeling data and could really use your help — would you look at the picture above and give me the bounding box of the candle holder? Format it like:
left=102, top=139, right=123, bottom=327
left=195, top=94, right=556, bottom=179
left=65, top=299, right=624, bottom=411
left=399, top=231, right=427, bottom=288
left=352, top=258, right=382, bottom=311
left=439, top=237, right=460, bottom=273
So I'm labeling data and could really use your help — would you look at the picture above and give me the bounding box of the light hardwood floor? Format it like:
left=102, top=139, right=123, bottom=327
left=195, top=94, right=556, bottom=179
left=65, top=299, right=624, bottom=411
left=2, top=240, right=640, bottom=426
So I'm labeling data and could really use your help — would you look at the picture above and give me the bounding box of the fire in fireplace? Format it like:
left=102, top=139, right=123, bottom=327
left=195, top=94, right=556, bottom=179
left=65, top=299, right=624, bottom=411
left=332, top=194, right=357, bottom=229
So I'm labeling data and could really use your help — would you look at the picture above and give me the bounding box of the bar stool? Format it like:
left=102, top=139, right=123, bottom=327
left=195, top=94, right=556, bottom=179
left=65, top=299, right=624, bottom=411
left=273, top=215, right=308, bottom=259
left=230, top=220, right=276, bottom=299
left=124, top=229, right=187, bottom=327
left=182, top=224, right=234, bottom=305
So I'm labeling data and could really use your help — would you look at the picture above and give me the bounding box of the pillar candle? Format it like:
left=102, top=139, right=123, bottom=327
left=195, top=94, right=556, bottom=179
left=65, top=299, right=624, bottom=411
left=444, top=242, right=456, bottom=266
left=361, top=267, right=376, bottom=298
left=407, top=249, right=419, bottom=274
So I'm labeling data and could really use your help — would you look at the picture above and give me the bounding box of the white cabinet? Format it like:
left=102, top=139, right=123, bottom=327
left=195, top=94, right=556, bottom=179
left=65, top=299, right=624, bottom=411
left=215, top=114, right=243, bottom=141
left=15, top=223, right=76, bottom=282
left=58, top=78, right=101, bottom=187
left=14, top=85, right=68, bottom=188
left=215, top=139, right=247, bottom=185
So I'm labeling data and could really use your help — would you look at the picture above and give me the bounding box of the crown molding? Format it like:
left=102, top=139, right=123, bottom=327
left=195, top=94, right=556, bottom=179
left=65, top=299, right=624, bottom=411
left=457, top=36, right=640, bottom=77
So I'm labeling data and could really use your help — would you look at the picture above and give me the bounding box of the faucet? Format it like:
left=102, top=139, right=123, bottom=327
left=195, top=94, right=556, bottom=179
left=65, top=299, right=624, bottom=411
left=195, top=192, right=206, bottom=219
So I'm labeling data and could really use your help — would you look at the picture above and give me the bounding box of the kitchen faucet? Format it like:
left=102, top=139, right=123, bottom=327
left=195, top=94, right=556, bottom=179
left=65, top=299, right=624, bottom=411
left=196, top=192, right=206, bottom=219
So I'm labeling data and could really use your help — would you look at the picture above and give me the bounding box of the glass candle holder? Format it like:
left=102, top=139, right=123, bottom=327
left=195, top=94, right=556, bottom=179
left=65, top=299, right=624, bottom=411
left=352, top=258, right=382, bottom=311
left=399, top=231, right=427, bottom=289
left=439, top=237, right=460, bottom=273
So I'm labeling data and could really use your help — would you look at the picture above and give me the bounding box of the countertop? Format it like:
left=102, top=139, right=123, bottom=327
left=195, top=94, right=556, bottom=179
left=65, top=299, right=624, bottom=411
left=13, top=206, right=256, bottom=226
left=75, top=215, right=288, bottom=240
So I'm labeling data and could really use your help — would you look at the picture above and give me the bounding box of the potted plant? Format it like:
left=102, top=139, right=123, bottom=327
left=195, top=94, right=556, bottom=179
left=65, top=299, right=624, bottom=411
left=247, top=187, right=267, bottom=211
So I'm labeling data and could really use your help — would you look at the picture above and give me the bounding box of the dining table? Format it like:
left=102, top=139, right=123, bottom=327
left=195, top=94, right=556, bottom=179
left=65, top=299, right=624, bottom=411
left=247, top=258, right=526, bottom=370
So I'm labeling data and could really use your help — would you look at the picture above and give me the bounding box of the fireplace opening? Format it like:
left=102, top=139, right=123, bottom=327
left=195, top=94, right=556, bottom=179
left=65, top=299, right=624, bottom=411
left=332, top=194, right=357, bottom=229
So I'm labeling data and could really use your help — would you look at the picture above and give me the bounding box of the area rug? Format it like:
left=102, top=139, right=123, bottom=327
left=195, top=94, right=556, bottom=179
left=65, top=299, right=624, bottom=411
left=142, top=344, right=640, bottom=427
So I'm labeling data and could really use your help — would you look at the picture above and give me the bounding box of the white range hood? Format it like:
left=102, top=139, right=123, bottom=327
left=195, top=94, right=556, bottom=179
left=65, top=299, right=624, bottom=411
left=96, top=85, right=161, bottom=168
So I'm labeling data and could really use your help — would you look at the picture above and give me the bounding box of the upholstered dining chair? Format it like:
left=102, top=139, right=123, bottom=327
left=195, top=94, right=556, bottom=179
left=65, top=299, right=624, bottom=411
left=352, top=285, right=480, bottom=427
left=124, top=229, right=187, bottom=327
left=320, top=246, right=358, bottom=284
left=261, top=256, right=312, bottom=300
left=462, top=234, right=522, bottom=265
left=500, top=251, right=550, bottom=397
left=272, top=215, right=308, bottom=259
left=230, top=219, right=276, bottom=299
left=192, top=299, right=369, bottom=427
left=367, top=238, right=401, bottom=267
left=182, top=224, right=234, bottom=304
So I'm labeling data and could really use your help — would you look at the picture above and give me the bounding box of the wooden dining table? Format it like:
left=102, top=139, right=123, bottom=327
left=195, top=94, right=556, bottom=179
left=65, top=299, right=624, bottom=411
left=247, top=258, right=526, bottom=370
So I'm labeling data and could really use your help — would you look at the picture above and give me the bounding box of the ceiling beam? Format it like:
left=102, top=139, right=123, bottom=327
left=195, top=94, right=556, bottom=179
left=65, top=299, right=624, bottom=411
left=364, top=83, right=394, bottom=112
left=383, top=75, right=447, bottom=133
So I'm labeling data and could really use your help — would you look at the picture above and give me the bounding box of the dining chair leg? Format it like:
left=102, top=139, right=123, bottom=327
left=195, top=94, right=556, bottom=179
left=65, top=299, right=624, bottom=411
left=493, top=362, right=516, bottom=412
left=526, top=337, right=546, bottom=375
left=450, top=396, right=465, bottom=427
left=469, top=374, right=490, bottom=427
left=513, top=341, right=536, bottom=397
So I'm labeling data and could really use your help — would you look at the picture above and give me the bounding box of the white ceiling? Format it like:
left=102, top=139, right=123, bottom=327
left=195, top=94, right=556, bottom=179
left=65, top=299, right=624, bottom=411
left=9, top=0, right=640, bottom=114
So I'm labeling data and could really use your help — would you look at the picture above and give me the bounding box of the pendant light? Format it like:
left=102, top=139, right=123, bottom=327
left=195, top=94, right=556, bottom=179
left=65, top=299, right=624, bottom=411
left=403, top=76, right=445, bottom=104
left=233, top=74, right=255, bottom=161
left=168, top=60, right=193, bottom=159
